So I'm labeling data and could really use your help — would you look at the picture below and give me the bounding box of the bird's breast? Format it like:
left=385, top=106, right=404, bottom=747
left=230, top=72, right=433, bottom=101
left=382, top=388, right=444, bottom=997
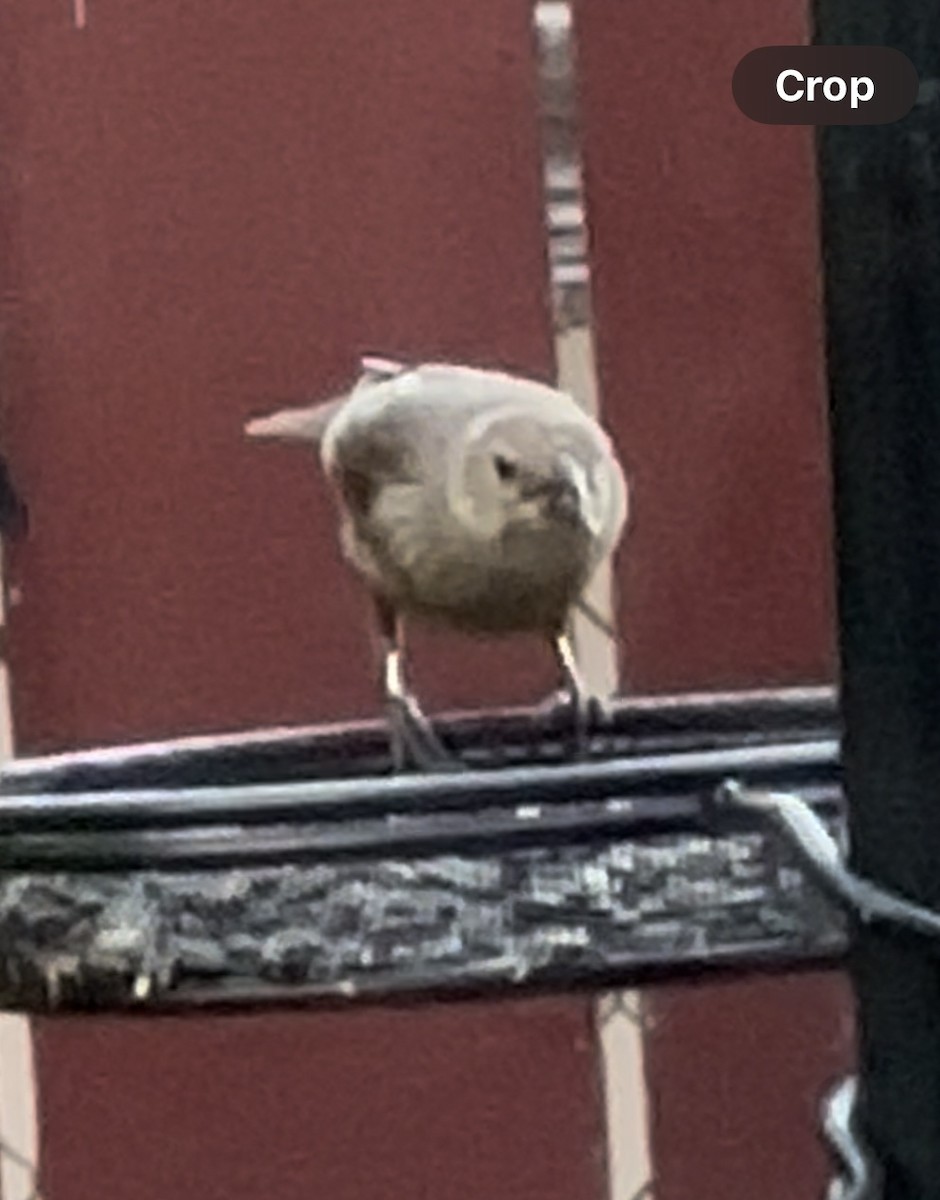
left=353, top=498, right=594, bottom=633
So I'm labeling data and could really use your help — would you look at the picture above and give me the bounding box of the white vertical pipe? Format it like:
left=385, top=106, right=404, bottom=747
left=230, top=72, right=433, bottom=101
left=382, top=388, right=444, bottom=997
left=0, top=546, right=41, bottom=1200
left=532, top=6, right=652, bottom=1197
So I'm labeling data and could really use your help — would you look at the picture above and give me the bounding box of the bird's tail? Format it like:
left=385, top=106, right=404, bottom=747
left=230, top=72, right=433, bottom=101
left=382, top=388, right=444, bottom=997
left=245, top=396, right=347, bottom=444
left=245, top=355, right=406, bottom=445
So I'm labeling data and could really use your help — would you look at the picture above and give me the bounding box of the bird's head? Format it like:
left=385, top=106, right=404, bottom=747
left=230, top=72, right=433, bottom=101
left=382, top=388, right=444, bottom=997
left=450, top=411, right=616, bottom=542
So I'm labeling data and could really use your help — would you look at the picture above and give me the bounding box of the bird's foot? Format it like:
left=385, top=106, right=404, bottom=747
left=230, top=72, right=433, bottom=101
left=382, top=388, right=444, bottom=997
left=541, top=631, right=613, bottom=757
left=383, top=649, right=464, bottom=773
left=386, top=693, right=464, bottom=773
left=535, top=687, right=610, bottom=755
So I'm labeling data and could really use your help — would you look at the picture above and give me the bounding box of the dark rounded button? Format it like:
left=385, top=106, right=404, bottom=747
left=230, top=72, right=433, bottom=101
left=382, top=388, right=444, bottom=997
left=733, top=46, right=919, bottom=125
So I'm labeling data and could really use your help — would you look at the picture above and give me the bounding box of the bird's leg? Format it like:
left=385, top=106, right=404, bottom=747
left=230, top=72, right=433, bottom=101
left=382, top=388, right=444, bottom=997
left=540, top=628, right=610, bottom=755
left=374, top=599, right=462, bottom=772
left=555, top=630, right=591, bottom=750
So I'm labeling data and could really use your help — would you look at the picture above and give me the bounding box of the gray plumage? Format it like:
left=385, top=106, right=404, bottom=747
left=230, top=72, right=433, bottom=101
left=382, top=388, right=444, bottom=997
left=247, top=357, right=629, bottom=769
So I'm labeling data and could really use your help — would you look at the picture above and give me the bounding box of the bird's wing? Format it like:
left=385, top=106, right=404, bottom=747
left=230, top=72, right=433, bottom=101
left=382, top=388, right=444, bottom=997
left=324, top=363, right=587, bottom=458
left=321, top=375, right=443, bottom=519
left=411, top=363, right=592, bottom=425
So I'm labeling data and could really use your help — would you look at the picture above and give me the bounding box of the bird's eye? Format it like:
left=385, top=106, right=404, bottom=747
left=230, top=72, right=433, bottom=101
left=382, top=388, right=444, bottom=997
left=494, top=454, right=518, bottom=482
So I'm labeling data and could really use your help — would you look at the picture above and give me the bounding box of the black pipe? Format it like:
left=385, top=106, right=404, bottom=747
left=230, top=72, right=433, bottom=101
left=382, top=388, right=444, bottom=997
left=0, top=744, right=839, bottom=872
left=0, top=686, right=834, bottom=794
left=0, top=738, right=837, bottom=834
left=814, top=3, right=940, bottom=1195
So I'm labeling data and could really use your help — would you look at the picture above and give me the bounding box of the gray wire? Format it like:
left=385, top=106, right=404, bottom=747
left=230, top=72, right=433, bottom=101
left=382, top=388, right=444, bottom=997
left=715, top=780, right=940, bottom=941
left=823, top=1076, right=880, bottom=1200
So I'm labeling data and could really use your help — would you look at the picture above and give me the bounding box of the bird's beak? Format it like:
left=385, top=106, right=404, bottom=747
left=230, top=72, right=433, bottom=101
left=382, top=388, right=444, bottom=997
left=522, top=467, right=582, bottom=527
left=556, top=453, right=603, bottom=536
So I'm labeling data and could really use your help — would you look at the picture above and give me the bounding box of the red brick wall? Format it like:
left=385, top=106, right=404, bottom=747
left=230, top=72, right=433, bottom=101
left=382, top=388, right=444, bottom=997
left=1, top=3, right=605, bottom=1199
left=576, top=2, right=852, bottom=1195
left=0, top=0, right=852, bottom=1196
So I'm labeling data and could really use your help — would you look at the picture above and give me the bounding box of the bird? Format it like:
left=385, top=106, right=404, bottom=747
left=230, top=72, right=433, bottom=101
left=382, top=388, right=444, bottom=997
left=246, top=356, right=629, bottom=771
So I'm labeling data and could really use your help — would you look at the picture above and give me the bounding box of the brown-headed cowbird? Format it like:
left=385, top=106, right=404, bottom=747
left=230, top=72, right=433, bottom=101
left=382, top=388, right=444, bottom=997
left=247, top=357, right=628, bottom=770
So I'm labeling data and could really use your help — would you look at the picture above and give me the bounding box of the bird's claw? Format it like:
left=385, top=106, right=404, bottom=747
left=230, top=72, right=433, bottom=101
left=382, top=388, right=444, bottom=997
left=382, top=648, right=463, bottom=772
left=536, top=686, right=610, bottom=756
left=385, top=693, right=464, bottom=772
left=541, top=631, right=613, bottom=758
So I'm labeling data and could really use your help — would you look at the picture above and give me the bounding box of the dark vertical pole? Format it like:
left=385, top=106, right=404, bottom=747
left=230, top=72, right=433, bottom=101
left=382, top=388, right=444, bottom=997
left=814, top=4, right=940, bottom=1197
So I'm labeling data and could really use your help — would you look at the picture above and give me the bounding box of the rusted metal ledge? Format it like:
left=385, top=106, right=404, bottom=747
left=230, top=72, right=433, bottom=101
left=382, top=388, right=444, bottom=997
left=0, top=686, right=846, bottom=1014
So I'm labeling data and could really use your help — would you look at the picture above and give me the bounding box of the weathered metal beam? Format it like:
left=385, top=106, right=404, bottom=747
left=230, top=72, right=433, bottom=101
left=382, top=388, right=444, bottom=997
left=0, top=688, right=845, bottom=1013
left=0, top=685, right=835, bottom=792
left=0, top=739, right=838, bottom=871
